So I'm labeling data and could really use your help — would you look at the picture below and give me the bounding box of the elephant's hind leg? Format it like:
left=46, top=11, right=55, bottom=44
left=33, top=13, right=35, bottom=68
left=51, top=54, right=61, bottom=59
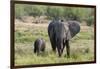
left=50, top=38, right=56, bottom=52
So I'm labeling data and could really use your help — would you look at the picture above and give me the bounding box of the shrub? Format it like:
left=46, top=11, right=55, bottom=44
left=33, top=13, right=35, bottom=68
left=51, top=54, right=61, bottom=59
left=86, top=16, right=94, bottom=26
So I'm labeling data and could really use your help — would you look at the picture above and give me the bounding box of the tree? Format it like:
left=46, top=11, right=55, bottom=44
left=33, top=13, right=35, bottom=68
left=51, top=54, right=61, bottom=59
left=46, top=6, right=64, bottom=20
left=15, top=4, right=27, bottom=19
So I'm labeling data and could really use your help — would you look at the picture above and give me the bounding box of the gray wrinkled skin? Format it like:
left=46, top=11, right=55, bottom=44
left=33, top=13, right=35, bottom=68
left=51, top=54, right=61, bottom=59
left=48, top=20, right=80, bottom=57
left=34, top=38, right=45, bottom=55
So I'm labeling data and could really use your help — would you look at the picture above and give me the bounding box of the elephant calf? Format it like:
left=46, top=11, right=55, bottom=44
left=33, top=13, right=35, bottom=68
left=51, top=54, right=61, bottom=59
left=34, top=38, right=45, bottom=55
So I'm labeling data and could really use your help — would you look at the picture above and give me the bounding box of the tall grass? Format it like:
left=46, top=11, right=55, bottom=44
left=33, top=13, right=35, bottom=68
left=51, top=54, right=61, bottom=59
left=15, top=22, right=94, bottom=66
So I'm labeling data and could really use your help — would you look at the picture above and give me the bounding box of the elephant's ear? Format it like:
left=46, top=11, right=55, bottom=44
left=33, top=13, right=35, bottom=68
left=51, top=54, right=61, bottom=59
left=63, top=21, right=80, bottom=40
left=68, top=21, right=80, bottom=38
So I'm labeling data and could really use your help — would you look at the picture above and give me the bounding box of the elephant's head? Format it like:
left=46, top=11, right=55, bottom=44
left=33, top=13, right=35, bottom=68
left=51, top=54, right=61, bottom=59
left=55, top=20, right=80, bottom=57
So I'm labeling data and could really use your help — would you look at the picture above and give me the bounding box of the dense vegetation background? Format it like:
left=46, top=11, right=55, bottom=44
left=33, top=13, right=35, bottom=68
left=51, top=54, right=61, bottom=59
left=15, top=4, right=95, bottom=26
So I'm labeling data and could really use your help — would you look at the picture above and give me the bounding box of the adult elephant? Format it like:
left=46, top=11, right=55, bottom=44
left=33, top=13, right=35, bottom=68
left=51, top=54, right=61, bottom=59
left=48, top=20, right=80, bottom=57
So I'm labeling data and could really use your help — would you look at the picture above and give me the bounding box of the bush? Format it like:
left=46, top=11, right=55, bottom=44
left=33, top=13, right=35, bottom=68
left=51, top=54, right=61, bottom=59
left=86, top=16, right=94, bottom=26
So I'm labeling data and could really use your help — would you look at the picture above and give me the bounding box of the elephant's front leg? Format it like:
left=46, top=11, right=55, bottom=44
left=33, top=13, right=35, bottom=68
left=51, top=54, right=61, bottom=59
left=66, top=40, right=70, bottom=57
left=61, top=43, right=65, bottom=55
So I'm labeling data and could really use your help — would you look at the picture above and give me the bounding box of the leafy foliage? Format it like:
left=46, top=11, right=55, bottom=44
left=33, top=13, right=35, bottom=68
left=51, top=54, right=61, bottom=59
left=15, top=4, right=95, bottom=26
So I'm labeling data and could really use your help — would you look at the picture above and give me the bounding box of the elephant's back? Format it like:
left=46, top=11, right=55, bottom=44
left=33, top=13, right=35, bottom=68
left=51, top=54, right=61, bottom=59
left=34, top=38, right=45, bottom=47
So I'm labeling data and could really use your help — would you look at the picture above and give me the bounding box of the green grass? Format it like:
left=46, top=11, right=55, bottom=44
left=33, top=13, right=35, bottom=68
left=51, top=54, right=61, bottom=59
left=15, top=23, right=94, bottom=66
